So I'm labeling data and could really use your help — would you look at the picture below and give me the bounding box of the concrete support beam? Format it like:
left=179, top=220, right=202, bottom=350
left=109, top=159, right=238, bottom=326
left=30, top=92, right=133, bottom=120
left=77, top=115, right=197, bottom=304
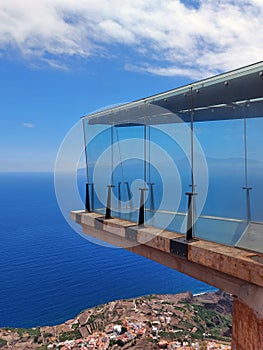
left=71, top=211, right=263, bottom=349
left=188, top=240, right=263, bottom=288
left=71, top=211, right=263, bottom=288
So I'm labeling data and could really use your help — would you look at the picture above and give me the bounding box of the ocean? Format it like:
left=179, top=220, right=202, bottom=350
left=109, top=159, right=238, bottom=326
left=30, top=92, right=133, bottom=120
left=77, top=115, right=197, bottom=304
left=0, top=172, right=216, bottom=328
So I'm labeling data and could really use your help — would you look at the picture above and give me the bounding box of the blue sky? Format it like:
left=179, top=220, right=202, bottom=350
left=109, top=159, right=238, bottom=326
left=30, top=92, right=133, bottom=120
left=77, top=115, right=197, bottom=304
left=0, top=0, right=262, bottom=172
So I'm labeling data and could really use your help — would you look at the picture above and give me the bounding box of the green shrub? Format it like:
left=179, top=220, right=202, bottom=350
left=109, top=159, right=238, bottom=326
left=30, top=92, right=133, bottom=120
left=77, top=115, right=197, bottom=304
left=58, top=329, right=81, bottom=342
left=43, top=332, right=53, bottom=338
left=16, top=327, right=40, bottom=338
left=158, top=331, right=177, bottom=341
left=178, top=321, right=195, bottom=330
left=0, top=338, right=7, bottom=348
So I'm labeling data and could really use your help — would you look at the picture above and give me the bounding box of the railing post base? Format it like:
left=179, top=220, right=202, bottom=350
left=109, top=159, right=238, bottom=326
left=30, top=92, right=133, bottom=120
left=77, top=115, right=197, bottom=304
left=85, top=183, right=91, bottom=212
left=185, top=192, right=197, bottom=241
left=105, top=185, right=115, bottom=219
left=147, top=182, right=155, bottom=211
left=242, top=186, right=252, bottom=222
left=138, top=188, right=148, bottom=226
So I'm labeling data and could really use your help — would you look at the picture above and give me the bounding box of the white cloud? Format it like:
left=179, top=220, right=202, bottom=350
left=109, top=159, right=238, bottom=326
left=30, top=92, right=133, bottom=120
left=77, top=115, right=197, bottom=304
left=125, top=63, right=215, bottom=80
left=22, top=122, right=34, bottom=128
left=0, top=0, right=262, bottom=78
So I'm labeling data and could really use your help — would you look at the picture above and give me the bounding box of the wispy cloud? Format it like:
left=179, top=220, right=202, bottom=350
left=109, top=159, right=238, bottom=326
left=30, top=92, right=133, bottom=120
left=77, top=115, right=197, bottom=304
left=125, top=63, right=215, bottom=80
left=22, top=122, right=34, bottom=128
left=0, top=0, right=262, bottom=78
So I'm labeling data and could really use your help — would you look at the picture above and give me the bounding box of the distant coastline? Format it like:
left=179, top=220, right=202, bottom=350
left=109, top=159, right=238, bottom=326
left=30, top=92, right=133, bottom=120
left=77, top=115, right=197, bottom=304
left=0, top=290, right=232, bottom=350
left=192, top=291, right=214, bottom=297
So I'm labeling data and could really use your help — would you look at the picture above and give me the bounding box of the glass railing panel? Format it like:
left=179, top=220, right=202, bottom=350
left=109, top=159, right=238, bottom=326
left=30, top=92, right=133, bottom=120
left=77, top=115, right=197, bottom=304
left=194, top=117, right=247, bottom=245
left=235, top=98, right=263, bottom=253
left=110, top=124, right=144, bottom=223
left=143, top=124, right=187, bottom=233
left=143, top=96, right=192, bottom=234
left=246, top=116, right=263, bottom=223
left=83, top=119, right=112, bottom=214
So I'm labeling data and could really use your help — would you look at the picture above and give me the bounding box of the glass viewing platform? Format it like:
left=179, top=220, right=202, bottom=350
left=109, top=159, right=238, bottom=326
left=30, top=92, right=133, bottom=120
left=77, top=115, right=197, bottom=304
left=81, top=61, right=263, bottom=254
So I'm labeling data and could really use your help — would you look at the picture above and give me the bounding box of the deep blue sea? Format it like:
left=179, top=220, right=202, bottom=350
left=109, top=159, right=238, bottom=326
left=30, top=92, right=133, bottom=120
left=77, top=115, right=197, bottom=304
left=0, top=172, right=217, bottom=328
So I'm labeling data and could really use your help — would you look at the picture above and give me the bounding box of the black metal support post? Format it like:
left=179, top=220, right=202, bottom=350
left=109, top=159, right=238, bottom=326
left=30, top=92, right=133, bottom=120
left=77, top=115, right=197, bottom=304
left=138, top=188, right=148, bottom=226
left=243, top=186, right=252, bottom=222
left=85, top=183, right=94, bottom=212
left=185, top=192, right=197, bottom=241
left=118, top=182, right=122, bottom=212
left=91, top=183, right=94, bottom=212
left=125, top=182, right=133, bottom=209
left=105, top=185, right=115, bottom=219
left=147, top=182, right=155, bottom=211
left=125, top=182, right=132, bottom=200
left=85, top=183, right=91, bottom=212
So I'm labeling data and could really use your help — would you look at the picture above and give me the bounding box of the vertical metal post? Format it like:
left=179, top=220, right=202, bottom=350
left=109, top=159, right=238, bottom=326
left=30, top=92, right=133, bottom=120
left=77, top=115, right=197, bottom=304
left=91, top=183, right=94, bottom=212
left=147, top=125, right=155, bottom=212
left=243, top=116, right=252, bottom=222
left=125, top=182, right=133, bottom=211
left=148, top=125, right=151, bottom=184
left=82, top=119, right=92, bottom=212
left=137, top=118, right=149, bottom=226
left=185, top=87, right=197, bottom=239
left=144, top=124, right=147, bottom=186
left=189, top=184, right=197, bottom=218
left=85, top=183, right=91, bottom=212
left=185, top=192, right=197, bottom=241
left=105, top=185, right=115, bottom=219
left=190, top=87, right=195, bottom=196
left=147, top=182, right=155, bottom=211
left=138, top=188, right=148, bottom=226
left=105, top=125, right=115, bottom=219
left=243, top=187, right=252, bottom=222
left=118, top=182, right=122, bottom=212
left=125, top=182, right=132, bottom=200
left=111, top=126, right=114, bottom=186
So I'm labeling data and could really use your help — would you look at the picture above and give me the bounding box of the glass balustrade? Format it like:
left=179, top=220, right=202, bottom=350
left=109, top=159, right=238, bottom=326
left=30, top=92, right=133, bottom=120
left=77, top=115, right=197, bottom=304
left=81, top=62, right=263, bottom=253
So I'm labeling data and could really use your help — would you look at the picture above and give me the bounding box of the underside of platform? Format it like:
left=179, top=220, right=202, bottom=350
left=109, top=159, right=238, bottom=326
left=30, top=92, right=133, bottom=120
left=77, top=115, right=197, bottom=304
left=71, top=210, right=263, bottom=349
